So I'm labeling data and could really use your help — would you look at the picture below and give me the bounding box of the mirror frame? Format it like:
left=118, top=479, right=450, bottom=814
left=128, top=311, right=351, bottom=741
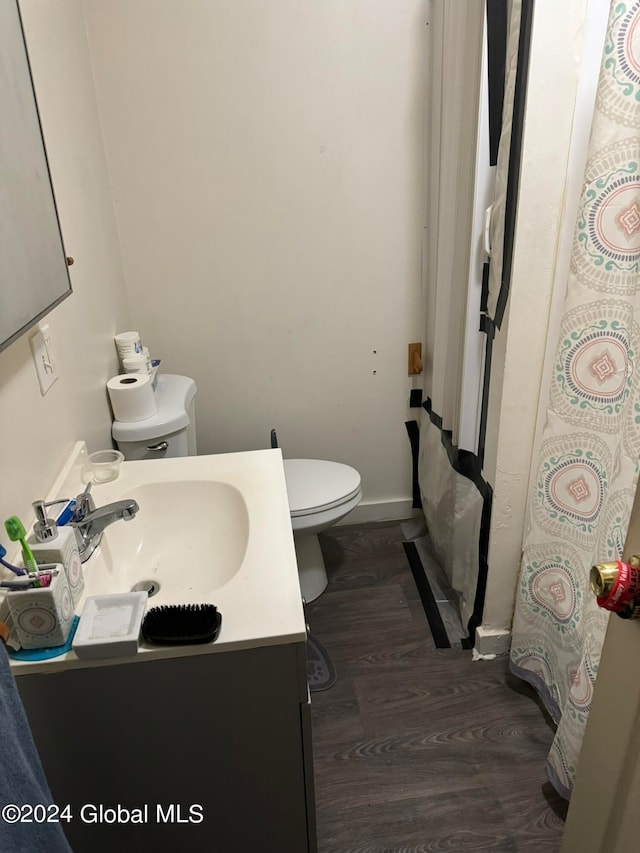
left=0, top=0, right=72, bottom=354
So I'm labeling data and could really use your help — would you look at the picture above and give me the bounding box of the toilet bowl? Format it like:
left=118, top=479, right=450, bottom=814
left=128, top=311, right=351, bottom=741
left=112, top=375, right=362, bottom=601
left=284, top=459, right=362, bottom=601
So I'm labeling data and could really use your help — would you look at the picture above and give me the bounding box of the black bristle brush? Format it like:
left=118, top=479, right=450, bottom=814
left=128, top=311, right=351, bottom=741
left=142, top=604, right=222, bottom=645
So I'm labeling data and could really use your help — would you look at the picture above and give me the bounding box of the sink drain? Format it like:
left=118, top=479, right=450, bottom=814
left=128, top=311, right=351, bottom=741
left=132, top=580, right=160, bottom=598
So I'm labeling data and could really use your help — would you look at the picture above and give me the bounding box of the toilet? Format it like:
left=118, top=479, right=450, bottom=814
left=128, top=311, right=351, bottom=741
left=112, top=374, right=362, bottom=601
left=283, top=458, right=362, bottom=600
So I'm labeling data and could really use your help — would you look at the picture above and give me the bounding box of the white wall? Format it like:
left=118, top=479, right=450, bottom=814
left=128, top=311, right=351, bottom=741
left=0, top=0, right=129, bottom=531
left=83, top=0, right=426, bottom=517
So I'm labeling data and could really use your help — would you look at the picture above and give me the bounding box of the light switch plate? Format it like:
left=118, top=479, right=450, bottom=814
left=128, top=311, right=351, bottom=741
left=30, top=324, right=59, bottom=395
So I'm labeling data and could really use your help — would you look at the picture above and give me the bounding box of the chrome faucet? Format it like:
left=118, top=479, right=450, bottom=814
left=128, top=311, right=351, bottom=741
left=71, top=483, right=139, bottom=562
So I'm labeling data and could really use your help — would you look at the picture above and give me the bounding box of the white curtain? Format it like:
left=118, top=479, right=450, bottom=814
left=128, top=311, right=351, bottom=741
left=510, top=0, right=640, bottom=798
left=420, top=1, right=523, bottom=618
left=419, top=2, right=489, bottom=616
left=423, top=0, right=484, bottom=440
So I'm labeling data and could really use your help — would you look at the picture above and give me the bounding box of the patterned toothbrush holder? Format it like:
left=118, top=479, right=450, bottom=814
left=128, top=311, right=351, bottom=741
left=6, top=566, right=74, bottom=650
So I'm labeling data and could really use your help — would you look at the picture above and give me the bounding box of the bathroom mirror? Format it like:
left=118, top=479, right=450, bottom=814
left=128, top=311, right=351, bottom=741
left=0, top=0, right=72, bottom=354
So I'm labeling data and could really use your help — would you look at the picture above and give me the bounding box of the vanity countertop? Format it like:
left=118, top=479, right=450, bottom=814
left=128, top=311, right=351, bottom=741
left=8, top=442, right=306, bottom=676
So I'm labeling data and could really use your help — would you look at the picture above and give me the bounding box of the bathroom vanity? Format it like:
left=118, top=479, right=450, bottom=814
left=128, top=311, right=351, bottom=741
left=17, top=639, right=316, bottom=852
left=10, top=443, right=317, bottom=852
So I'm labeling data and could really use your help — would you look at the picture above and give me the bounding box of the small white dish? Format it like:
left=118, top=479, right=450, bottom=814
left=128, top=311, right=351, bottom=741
left=73, top=592, right=147, bottom=660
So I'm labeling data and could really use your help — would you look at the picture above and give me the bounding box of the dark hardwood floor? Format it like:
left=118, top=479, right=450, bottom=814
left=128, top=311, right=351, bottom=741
left=307, top=522, right=567, bottom=853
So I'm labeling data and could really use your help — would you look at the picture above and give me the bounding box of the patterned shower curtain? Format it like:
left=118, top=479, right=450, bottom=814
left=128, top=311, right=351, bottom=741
left=510, top=0, right=640, bottom=799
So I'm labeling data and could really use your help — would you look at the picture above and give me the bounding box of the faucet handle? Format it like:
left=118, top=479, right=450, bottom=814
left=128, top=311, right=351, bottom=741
left=74, top=483, right=95, bottom=520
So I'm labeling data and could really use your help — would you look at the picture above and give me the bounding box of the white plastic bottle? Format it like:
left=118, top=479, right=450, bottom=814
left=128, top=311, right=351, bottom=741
left=28, top=501, right=84, bottom=606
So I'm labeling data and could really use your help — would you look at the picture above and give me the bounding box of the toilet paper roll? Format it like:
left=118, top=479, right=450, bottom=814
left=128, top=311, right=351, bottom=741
left=107, top=374, right=157, bottom=422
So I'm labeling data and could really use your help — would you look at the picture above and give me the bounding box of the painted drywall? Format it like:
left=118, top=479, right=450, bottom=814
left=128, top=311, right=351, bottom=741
left=480, top=0, right=607, bottom=642
left=0, top=0, right=129, bottom=532
left=82, top=0, right=426, bottom=518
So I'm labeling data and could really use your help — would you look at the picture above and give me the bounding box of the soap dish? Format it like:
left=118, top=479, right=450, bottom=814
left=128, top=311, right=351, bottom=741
left=73, top=592, right=147, bottom=660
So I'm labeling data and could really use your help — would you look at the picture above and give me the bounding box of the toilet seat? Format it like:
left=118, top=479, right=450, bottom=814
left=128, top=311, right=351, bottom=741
left=283, top=459, right=361, bottom=517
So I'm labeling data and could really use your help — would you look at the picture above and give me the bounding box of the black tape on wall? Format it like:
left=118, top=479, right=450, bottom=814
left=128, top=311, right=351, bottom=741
left=405, top=420, right=422, bottom=510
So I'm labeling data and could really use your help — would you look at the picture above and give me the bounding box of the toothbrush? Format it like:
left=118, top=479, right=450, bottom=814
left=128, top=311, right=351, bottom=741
left=4, top=570, right=54, bottom=589
left=4, top=516, right=38, bottom=573
left=0, top=578, right=40, bottom=590
left=0, top=569, right=57, bottom=590
left=0, top=545, right=26, bottom=576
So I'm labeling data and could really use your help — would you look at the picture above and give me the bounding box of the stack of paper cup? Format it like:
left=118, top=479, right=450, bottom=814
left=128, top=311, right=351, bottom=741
left=122, top=354, right=148, bottom=375
left=114, top=331, right=142, bottom=368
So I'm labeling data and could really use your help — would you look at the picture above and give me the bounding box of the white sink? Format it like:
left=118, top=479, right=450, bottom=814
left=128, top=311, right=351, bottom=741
left=88, top=479, right=249, bottom=603
left=9, top=442, right=305, bottom=673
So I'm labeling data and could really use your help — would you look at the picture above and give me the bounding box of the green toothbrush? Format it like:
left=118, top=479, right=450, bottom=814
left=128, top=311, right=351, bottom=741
left=4, top=516, right=38, bottom=574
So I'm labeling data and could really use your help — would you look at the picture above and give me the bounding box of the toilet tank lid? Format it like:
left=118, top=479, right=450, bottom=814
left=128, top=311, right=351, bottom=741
left=111, top=374, right=197, bottom=442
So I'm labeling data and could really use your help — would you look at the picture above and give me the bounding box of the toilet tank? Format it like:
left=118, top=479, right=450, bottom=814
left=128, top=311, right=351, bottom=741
left=112, top=374, right=197, bottom=461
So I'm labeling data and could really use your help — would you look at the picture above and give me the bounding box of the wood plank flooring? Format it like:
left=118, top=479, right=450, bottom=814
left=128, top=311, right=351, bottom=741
left=307, top=522, right=567, bottom=853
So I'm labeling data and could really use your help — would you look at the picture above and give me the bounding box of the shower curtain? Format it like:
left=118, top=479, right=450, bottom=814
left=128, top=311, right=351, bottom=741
left=510, top=0, right=640, bottom=799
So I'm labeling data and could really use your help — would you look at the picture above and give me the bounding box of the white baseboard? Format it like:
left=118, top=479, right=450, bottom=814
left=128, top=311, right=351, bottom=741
left=338, top=499, right=419, bottom=525
left=474, top=626, right=511, bottom=656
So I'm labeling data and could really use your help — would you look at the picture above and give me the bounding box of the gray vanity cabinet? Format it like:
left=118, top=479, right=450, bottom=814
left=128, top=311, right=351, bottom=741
left=17, top=641, right=317, bottom=853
